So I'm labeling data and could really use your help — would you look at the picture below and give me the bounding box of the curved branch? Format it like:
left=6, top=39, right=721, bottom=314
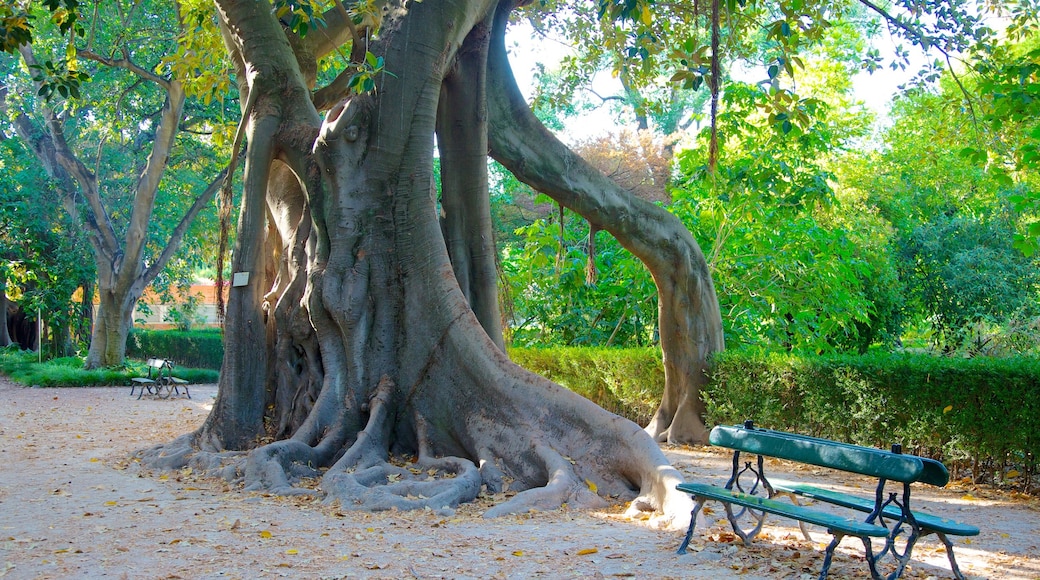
left=486, top=3, right=723, bottom=444
left=142, top=158, right=236, bottom=283
left=78, top=49, right=171, bottom=89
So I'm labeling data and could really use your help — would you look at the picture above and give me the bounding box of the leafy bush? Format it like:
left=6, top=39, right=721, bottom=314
left=0, top=346, right=218, bottom=387
left=706, top=350, right=1040, bottom=487
left=509, top=347, right=664, bottom=426
left=127, top=328, right=224, bottom=369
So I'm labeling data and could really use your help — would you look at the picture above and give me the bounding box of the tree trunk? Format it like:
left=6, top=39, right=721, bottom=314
left=140, top=0, right=693, bottom=527
left=0, top=280, right=10, bottom=348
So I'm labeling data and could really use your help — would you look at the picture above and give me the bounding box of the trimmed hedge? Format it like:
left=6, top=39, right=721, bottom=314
left=509, top=347, right=664, bottom=426
left=511, top=346, right=1037, bottom=486
left=704, top=350, right=1039, bottom=484
left=127, top=328, right=224, bottom=370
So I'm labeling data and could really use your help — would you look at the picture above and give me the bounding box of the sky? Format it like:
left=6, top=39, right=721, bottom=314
left=503, top=19, right=925, bottom=144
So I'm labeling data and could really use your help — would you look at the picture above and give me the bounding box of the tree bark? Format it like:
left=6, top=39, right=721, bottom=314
left=436, top=19, right=504, bottom=349
left=484, top=8, right=724, bottom=445
left=141, top=0, right=692, bottom=527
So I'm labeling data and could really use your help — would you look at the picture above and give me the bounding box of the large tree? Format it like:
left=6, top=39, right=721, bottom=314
left=139, top=0, right=723, bottom=523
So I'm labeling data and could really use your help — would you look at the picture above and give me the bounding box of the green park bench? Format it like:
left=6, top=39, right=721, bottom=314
left=676, top=421, right=979, bottom=580
left=130, top=358, right=191, bottom=400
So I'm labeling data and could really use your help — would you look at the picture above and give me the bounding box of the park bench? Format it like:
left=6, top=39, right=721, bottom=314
left=676, top=421, right=979, bottom=580
left=130, top=358, right=190, bottom=400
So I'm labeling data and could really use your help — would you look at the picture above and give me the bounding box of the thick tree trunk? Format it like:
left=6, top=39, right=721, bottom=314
left=436, top=20, right=504, bottom=349
left=84, top=281, right=141, bottom=368
left=140, top=0, right=693, bottom=527
left=484, top=8, right=724, bottom=445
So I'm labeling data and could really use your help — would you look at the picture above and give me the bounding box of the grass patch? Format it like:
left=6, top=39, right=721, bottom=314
left=0, top=346, right=219, bottom=387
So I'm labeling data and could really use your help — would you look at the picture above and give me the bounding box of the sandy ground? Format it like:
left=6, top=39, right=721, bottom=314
left=1, top=378, right=1038, bottom=580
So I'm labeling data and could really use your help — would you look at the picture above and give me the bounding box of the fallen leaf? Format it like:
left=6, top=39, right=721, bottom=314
left=260, top=530, right=273, bottom=539
left=943, top=405, right=953, bottom=414
left=512, top=550, right=524, bottom=556
left=577, top=548, right=598, bottom=555
left=285, top=549, right=298, bottom=555
left=1006, top=470, right=1020, bottom=479
left=585, top=479, right=598, bottom=494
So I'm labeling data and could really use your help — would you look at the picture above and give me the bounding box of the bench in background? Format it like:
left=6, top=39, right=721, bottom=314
left=130, top=358, right=190, bottom=400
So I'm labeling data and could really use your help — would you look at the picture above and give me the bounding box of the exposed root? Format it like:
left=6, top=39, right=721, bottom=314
left=323, top=454, right=481, bottom=516
left=243, top=439, right=326, bottom=495
left=484, top=442, right=608, bottom=518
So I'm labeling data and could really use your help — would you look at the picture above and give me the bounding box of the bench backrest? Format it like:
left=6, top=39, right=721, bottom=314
left=710, top=425, right=944, bottom=485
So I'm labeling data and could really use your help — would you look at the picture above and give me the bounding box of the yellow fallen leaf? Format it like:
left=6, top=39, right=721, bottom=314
left=943, top=405, right=953, bottom=414
left=286, top=549, right=298, bottom=555
left=585, top=479, right=598, bottom=494
left=577, top=548, right=598, bottom=555
left=1006, top=470, right=1020, bottom=479
left=512, top=550, right=524, bottom=556
left=961, top=493, right=977, bottom=501
left=104, top=501, right=117, bottom=506
left=964, top=538, right=972, bottom=545
left=260, top=530, right=273, bottom=539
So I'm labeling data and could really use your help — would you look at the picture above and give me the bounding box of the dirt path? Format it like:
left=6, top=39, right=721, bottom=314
left=1, top=378, right=1037, bottom=579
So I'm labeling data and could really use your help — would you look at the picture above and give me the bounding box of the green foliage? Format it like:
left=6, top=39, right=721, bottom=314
left=127, top=328, right=224, bottom=370
left=670, top=79, right=883, bottom=353
left=0, top=137, right=94, bottom=355
left=509, top=346, right=663, bottom=425
left=501, top=208, right=657, bottom=347
left=705, top=350, right=1040, bottom=486
left=899, top=212, right=1040, bottom=347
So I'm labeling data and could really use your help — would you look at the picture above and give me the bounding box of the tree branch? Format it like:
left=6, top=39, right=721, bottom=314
left=78, top=49, right=170, bottom=89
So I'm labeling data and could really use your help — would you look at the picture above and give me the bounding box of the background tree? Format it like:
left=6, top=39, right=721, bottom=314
left=0, top=135, right=94, bottom=353
left=0, top=0, right=232, bottom=367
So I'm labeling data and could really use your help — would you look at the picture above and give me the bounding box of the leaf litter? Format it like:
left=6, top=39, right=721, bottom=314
left=0, top=379, right=1037, bottom=579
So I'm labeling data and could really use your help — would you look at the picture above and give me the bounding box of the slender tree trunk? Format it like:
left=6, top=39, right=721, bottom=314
left=436, top=19, right=504, bottom=349
left=0, top=280, right=10, bottom=348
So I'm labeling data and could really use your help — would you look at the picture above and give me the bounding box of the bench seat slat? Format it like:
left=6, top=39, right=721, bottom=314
left=770, top=480, right=980, bottom=537
left=676, top=482, right=890, bottom=538
left=710, top=425, right=926, bottom=483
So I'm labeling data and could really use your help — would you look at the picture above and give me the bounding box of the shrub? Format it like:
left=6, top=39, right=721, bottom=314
left=127, top=328, right=224, bottom=370
left=509, top=347, right=664, bottom=426
left=705, top=350, right=1040, bottom=487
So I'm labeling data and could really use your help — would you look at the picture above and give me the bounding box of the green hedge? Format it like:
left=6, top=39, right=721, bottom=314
left=705, top=350, right=1039, bottom=483
left=510, top=346, right=1037, bottom=485
left=127, top=328, right=224, bottom=370
left=509, top=347, right=665, bottom=426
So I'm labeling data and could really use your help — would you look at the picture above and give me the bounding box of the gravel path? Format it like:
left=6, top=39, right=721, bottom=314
left=1, top=378, right=1036, bottom=579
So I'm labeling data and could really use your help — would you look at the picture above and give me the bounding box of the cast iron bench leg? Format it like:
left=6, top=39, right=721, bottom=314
left=677, top=498, right=707, bottom=555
